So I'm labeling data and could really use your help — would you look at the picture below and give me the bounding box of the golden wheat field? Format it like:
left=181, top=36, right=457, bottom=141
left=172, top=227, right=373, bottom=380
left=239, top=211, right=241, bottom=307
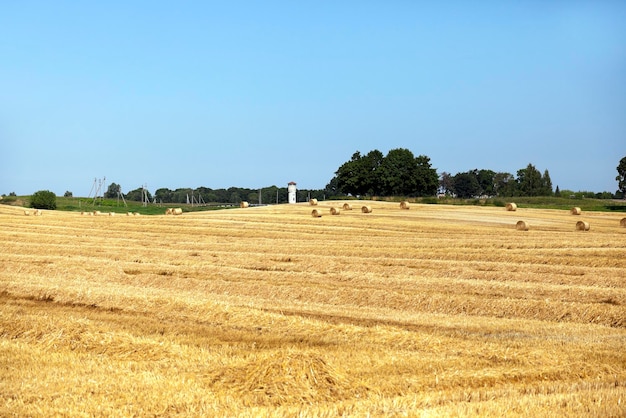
left=1, top=201, right=626, bottom=417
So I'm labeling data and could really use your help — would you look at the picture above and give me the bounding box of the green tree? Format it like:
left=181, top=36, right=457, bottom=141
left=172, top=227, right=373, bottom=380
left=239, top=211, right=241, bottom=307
left=126, top=187, right=152, bottom=202
left=154, top=188, right=173, bottom=203
left=335, top=150, right=383, bottom=196
left=335, top=151, right=363, bottom=196
left=452, top=172, right=480, bottom=198
left=379, top=148, right=419, bottom=196
left=517, top=164, right=543, bottom=196
left=361, top=149, right=384, bottom=195
left=104, top=183, right=121, bottom=199
left=414, top=155, right=439, bottom=196
left=334, top=149, right=437, bottom=197
left=541, top=169, right=553, bottom=196
left=476, top=169, right=496, bottom=196
left=324, top=176, right=342, bottom=197
left=493, top=172, right=517, bottom=197
left=616, top=156, right=626, bottom=197
left=30, top=190, right=56, bottom=210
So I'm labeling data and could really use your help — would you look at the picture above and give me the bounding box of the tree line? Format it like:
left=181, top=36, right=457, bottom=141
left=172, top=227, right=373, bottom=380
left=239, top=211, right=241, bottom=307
left=439, top=165, right=553, bottom=198
left=103, top=184, right=327, bottom=205
left=328, top=148, right=558, bottom=199
left=93, top=151, right=625, bottom=204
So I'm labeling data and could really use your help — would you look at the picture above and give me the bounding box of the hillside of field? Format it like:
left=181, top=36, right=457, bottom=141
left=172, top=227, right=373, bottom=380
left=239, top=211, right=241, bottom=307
left=1, top=201, right=625, bottom=416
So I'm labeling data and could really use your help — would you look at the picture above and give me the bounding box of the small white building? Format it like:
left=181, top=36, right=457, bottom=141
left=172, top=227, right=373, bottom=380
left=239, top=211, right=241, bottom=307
left=288, top=181, right=297, bottom=204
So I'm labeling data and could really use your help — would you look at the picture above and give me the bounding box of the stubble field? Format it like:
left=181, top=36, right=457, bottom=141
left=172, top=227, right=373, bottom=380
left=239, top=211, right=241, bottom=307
left=1, top=201, right=625, bottom=417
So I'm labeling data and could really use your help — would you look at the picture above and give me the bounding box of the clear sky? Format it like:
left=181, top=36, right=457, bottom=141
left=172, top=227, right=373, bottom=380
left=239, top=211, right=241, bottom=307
left=2, top=1, right=625, bottom=197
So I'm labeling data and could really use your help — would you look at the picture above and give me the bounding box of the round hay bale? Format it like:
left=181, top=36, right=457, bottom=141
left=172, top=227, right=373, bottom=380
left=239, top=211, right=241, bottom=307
left=93, top=211, right=102, bottom=216
left=309, top=198, right=318, bottom=206
left=515, top=220, right=529, bottom=231
left=621, top=217, right=626, bottom=227
left=23, top=210, right=31, bottom=216
left=506, top=202, right=517, bottom=211
left=361, top=205, right=372, bottom=213
left=330, top=207, right=340, bottom=215
left=108, top=212, right=115, bottom=216
left=400, top=201, right=410, bottom=210
left=571, top=207, right=582, bottom=215
left=172, top=208, right=183, bottom=216
left=165, top=208, right=173, bottom=215
left=342, top=202, right=352, bottom=210
left=240, top=201, right=249, bottom=208
left=311, top=209, right=322, bottom=218
left=575, top=220, right=590, bottom=231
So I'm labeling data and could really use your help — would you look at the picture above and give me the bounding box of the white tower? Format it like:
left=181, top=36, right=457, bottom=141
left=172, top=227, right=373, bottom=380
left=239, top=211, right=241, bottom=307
left=288, top=181, right=297, bottom=204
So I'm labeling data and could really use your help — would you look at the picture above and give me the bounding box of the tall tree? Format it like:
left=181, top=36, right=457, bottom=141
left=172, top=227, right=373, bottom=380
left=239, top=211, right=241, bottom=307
left=439, top=172, right=454, bottom=195
left=517, top=164, right=543, bottom=196
left=476, top=169, right=496, bottom=196
left=335, top=150, right=384, bottom=196
left=154, top=188, right=173, bottom=203
left=125, top=187, right=152, bottom=202
left=414, top=155, right=439, bottom=196
left=335, top=151, right=364, bottom=196
left=616, top=156, right=626, bottom=197
left=361, top=149, right=384, bottom=195
left=541, top=169, right=553, bottom=196
left=379, top=148, right=419, bottom=196
left=104, top=183, right=121, bottom=199
left=452, top=172, right=480, bottom=198
left=325, top=176, right=341, bottom=197
left=493, top=172, right=517, bottom=197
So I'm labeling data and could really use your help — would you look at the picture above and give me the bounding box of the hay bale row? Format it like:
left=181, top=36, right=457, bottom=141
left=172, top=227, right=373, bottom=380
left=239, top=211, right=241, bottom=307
left=309, top=204, right=365, bottom=218
left=24, top=209, right=43, bottom=216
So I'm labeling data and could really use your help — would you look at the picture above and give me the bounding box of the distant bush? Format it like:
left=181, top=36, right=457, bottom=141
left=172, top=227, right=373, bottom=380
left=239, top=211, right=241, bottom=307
left=31, top=190, right=57, bottom=210
left=1, top=194, right=17, bottom=204
left=492, top=199, right=506, bottom=207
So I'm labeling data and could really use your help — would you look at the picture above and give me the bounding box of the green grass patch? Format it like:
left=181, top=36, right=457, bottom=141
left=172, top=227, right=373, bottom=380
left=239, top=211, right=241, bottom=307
left=413, top=196, right=626, bottom=212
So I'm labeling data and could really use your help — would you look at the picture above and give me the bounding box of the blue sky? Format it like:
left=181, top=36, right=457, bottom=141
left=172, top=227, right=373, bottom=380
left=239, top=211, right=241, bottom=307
left=1, top=1, right=625, bottom=196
